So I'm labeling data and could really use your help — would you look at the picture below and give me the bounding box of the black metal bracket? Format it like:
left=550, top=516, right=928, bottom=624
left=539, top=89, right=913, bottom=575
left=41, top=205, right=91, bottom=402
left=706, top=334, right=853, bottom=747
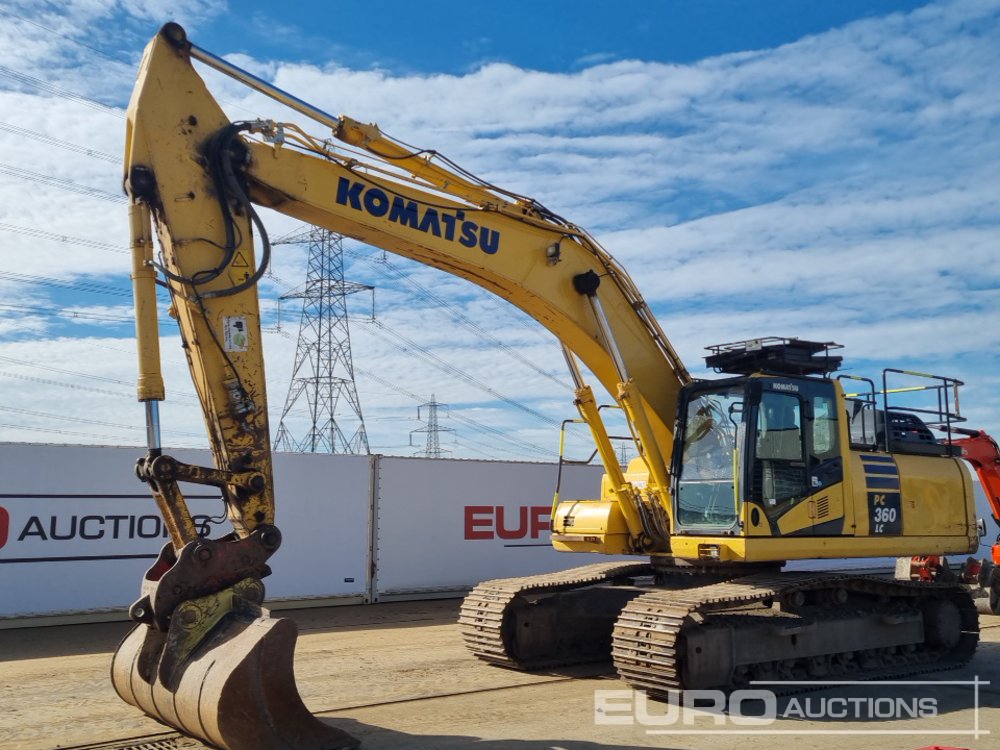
left=129, top=524, right=281, bottom=631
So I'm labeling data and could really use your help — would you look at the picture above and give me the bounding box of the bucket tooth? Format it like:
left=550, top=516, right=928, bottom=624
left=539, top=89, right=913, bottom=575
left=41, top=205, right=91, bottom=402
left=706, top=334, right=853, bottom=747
left=112, top=607, right=357, bottom=750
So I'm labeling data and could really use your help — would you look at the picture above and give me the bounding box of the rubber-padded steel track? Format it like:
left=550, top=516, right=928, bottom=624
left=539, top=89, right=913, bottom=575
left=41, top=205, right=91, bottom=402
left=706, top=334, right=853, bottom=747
left=612, top=571, right=980, bottom=697
left=459, top=561, right=652, bottom=669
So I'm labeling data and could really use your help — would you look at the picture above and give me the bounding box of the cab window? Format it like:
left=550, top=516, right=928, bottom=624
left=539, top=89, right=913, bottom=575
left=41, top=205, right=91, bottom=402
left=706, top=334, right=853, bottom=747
left=750, top=383, right=842, bottom=516
left=811, top=394, right=838, bottom=460
left=756, top=392, right=803, bottom=462
left=675, top=386, right=744, bottom=531
left=753, top=391, right=809, bottom=509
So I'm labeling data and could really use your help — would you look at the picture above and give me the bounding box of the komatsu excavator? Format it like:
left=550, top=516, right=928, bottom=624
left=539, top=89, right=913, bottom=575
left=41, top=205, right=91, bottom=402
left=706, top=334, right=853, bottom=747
left=114, top=23, right=1000, bottom=750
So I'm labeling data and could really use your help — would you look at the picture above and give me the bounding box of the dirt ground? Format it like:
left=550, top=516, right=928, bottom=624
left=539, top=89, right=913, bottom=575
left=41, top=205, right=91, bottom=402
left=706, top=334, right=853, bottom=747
left=0, top=598, right=997, bottom=750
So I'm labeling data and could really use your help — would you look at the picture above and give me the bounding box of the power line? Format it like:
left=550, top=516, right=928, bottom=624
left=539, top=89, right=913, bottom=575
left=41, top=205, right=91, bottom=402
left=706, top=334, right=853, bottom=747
left=0, top=9, right=135, bottom=68
left=346, top=247, right=571, bottom=390
left=365, top=318, right=558, bottom=426
left=0, top=404, right=203, bottom=438
left=0, top=356, right=201, bottom=403
left=0, top=222, right=127, bottom=253
left=0, top=421, right=204, bottom=449
left=0, top=370, right=135, bottom=398
left=449, top=412, right=556, bottom=460
left=0, top=353, right=139, bottom=386
left=448, top=433, right=521, bottom=460
left=0, top=421, right=139, bottom=443
left=271, top=325, right=555, bottom=455
left=0, top=302, right=137, bottom=326
left=0, top=121, right=118, bottom=163
left=0, top=269, right=130, bottom=297
left=357, top=366, right=557, bottom=459
left=0, top=64, right=122, bottom=116
left=86, top=340, right=190, bottom=371
left=0, top=162, right=123, bottom=203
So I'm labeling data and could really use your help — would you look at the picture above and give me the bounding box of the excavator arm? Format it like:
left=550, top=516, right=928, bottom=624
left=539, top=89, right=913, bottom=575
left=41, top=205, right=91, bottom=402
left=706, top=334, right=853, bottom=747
left=954, top=429, right=1000, bottom=614
left=113, top=23, right=690, bottom=750
left=951, top=429, right=1000, bottom=563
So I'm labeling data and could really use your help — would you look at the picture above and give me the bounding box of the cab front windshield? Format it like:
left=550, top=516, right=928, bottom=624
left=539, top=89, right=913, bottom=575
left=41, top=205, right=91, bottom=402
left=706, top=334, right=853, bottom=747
left=676, top=386, right=744, bottom=531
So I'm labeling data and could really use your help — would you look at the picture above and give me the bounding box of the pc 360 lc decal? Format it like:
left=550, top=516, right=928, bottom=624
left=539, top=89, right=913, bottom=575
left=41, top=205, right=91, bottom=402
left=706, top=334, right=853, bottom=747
left=861, top=454, right=903, bottom=535
left=335, top=177, right=501, bottom=255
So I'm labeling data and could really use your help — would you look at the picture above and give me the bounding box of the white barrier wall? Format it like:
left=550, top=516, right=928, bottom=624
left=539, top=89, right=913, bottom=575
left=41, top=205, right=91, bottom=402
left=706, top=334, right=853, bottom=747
left=0, top=445, right=374, bottom=618
left=372, top=456, right=608, bottom=596
left=266, top=451, right=370, bottom=601
left=3, top=444, right=995, bottom=619
left=0, top=444, right=606, bottom=619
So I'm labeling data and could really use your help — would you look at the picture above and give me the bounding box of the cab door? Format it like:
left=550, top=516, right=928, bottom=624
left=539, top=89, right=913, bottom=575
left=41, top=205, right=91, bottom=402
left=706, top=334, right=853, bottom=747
left=746, top=379, right=847, bottom=537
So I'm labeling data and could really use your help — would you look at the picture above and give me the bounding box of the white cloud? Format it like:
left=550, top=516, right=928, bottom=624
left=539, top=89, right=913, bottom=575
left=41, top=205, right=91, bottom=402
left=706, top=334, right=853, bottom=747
left=0, top=0, right=997, bottom=460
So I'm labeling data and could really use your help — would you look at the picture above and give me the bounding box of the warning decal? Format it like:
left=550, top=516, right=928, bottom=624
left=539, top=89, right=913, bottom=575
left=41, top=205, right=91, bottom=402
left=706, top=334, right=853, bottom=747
left=223, top=316, right=249, bottom=352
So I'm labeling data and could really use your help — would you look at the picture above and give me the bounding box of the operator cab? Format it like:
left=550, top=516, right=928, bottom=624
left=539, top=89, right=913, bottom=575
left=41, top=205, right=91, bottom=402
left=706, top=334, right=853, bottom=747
left=670, top=338, right=964, bottom=539
left=671, top=339, right=844, bottom=536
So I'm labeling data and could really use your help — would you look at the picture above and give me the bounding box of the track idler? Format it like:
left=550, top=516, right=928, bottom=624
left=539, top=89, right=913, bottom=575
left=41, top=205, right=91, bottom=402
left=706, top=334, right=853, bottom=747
left=111, top=531, right=357, bottom=750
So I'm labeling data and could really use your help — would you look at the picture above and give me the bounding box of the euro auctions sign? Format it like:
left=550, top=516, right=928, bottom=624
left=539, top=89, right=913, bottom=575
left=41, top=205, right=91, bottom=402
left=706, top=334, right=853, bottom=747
left=0, top=461, right=228, bottom=616
left=0, top=498, right=227, bottom=561
left=0, top=444, right=231, bottom=567
left=464, top=505, right=551, bottom=541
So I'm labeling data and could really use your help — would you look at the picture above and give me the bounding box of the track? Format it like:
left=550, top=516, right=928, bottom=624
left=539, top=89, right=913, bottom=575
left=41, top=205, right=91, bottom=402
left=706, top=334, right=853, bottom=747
left=458, top=561, right=653, bottom=668
left=461, top=566, right=981, bottom=695
left=615, top=571, right=979, bottom=695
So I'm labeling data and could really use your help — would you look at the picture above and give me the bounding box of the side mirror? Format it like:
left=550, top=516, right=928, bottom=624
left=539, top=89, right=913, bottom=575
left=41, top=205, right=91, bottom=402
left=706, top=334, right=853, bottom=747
left=977, top=517, right=988, bottom=538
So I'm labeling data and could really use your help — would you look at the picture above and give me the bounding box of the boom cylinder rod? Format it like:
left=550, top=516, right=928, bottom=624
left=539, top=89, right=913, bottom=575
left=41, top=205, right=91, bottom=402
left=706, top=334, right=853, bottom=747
left=561, top=344, right=586, bottom=389
left=585, top=295, right=629, bottom=383
left=187, top=40, right=342, bottom=133
left=145, top=401, right=162, bottom=452
left=561, top=347, right=624, bottom=481
left=580, top=288, right=673, bottom=535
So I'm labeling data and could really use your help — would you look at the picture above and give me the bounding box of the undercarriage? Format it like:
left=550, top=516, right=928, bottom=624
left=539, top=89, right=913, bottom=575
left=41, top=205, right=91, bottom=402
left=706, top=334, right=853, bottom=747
left=459, top=562, right=980, bottom=695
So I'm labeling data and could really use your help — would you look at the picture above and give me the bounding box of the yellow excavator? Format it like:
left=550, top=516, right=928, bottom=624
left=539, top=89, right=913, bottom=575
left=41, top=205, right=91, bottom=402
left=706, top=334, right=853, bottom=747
left=113, top=23, right=1000, bottom=750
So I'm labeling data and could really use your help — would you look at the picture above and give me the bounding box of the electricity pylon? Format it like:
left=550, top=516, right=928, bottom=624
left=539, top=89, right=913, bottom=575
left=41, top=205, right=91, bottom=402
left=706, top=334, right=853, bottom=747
left=273, top=228, right=371, bottom=454
left=410, top=394, right=454, bottom=458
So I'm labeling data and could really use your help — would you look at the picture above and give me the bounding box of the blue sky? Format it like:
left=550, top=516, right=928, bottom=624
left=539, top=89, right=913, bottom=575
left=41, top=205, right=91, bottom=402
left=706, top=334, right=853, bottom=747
left=0, top=0, right=997, bottom=461
left=187, top=1, right=933, bottom=73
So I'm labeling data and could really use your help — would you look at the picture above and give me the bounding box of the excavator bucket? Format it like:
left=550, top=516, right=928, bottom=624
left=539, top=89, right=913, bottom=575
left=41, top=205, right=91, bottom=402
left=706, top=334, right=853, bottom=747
left=111, top=596, right=358, bottom=750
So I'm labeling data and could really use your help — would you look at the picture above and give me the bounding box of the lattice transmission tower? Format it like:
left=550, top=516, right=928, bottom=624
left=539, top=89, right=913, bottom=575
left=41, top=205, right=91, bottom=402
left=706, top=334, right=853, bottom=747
left=410, top=394, right=454, bottom=458
left=273, top=228, right=372, bottom=454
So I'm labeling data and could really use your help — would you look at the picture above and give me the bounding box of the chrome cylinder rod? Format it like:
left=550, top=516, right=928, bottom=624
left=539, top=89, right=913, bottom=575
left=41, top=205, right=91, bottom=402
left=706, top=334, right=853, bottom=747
left=145, top=401, right=162, bottom=452
left=188, top=41, right=342, bottom=132
left=586, top=294, right=630, bottom=384
left=561, top=345, right=586, bottom=390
